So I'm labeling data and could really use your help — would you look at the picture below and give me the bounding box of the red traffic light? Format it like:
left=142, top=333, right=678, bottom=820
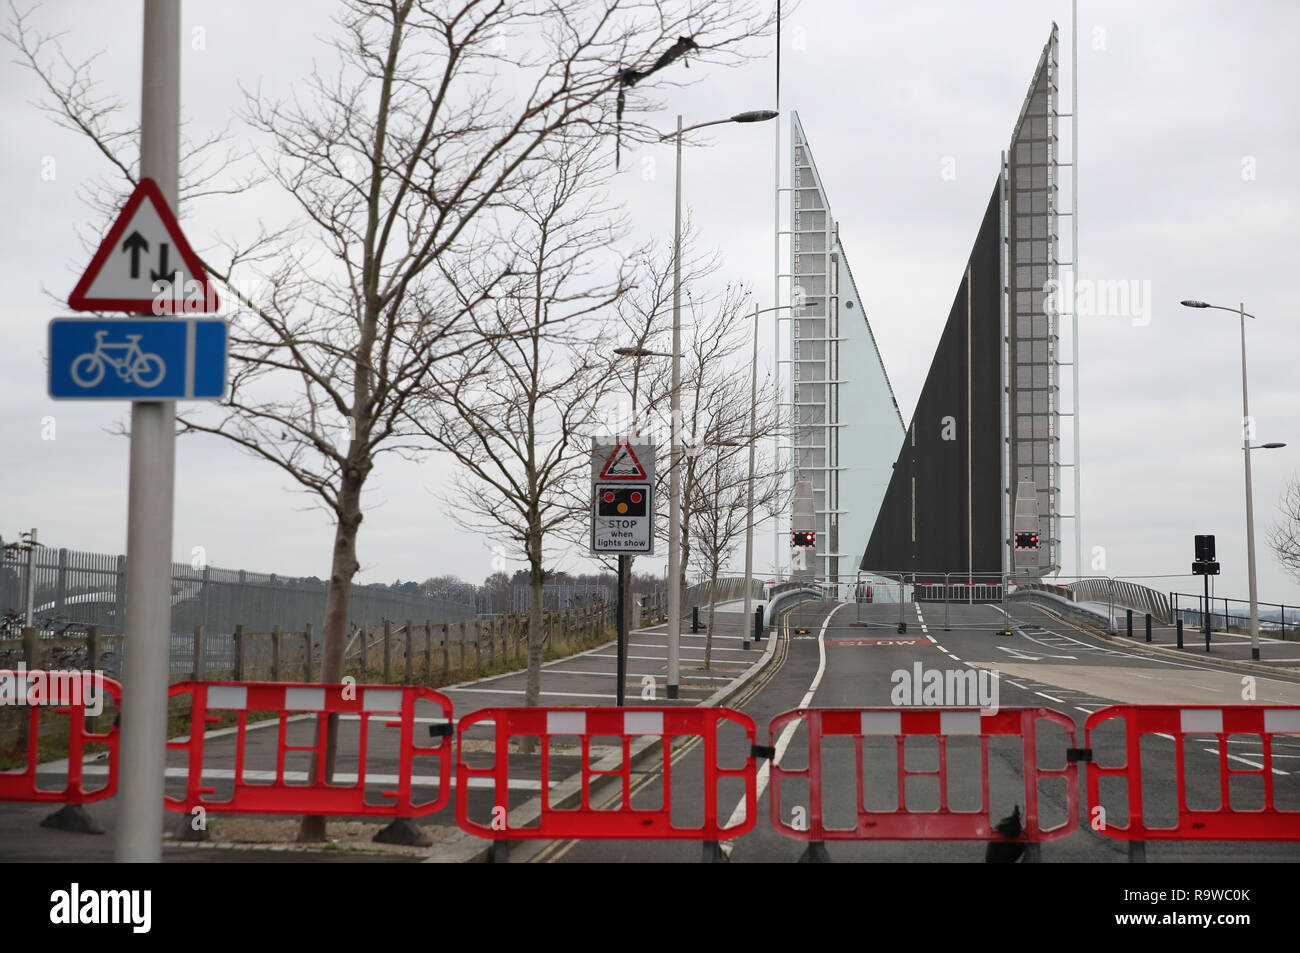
left=792, top=530, right=815, bottom=548
left=1014, top=532, right=1039, bottom=550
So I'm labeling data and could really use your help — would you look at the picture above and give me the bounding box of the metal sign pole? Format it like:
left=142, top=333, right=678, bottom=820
left=116, top=0, right=179, bottom=863
left=616, top=555, right=626, bottom=706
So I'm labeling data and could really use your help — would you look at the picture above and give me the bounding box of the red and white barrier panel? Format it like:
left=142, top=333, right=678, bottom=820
left=0, top=670, right=120, bottom=804
left=164, top=681, right=454, bottom=817
left=1085, top=704, right=1300, bottom=841
left=456, top=706, right=760, bottom=841
left=769, top=706, right=1079, bottom=842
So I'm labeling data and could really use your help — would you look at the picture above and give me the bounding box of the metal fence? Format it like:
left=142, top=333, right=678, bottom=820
left=0, top=538, right=478, bottom=674
left=856, top=571, right=1010, bottom=630
left=1169, top=592, right=1298, bottom=639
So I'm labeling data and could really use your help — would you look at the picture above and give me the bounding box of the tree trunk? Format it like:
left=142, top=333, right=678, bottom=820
left=705, top=563, right=719, bottom=669
left=521, top=524, right=545, bottom=756
left=679, top=511, right=692, bottom=619
left=298, top=469, right=363, bottom=842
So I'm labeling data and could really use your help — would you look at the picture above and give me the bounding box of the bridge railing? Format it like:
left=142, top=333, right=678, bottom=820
left=1067, top=577, right=1171, bottom=624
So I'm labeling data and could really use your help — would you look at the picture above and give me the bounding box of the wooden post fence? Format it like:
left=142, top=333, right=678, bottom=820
left=271, top=624, right=282, bottom=682
left=383, top=620, right=393, bottom=684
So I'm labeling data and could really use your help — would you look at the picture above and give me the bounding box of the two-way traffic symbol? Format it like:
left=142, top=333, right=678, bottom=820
left=120, top=231, right=174, bottom=283
left=68, top=177, right=217, bottom=314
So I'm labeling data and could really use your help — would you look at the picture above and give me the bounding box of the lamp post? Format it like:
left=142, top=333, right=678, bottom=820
left=1180, top=299, right=1285, bottom=660
left=657, top=109, right=777, bottom=699
left=738, top=303, right=794, bottom=644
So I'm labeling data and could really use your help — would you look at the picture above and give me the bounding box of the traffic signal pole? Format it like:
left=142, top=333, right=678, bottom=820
left=616, top=555, right=626, bottom=706
left=116, top=0, right=180, bottom=863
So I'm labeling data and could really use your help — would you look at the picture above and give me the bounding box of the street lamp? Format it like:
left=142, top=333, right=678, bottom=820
left=1180, top=299, right=1284, bottom=660
left=738, top=304, right=794, bottom=648
left=613, top=302, right=791, bottom=670
left=613, top=346, right=673, bottom=358
left=659, top=108, right=777, bottom=698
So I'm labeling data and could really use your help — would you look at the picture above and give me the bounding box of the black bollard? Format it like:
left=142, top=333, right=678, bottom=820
left=1126, top=609, right=1133, bottom=638
left=1177, top=618, right=1184, bottom=649
left=754, top=607, right=764, bottom=643
left=691, top=605, right=700, bottom=633
left=1145, top=613, right=1152, bottom=643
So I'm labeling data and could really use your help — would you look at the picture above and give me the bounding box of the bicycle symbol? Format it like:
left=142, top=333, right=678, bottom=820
left=71, top=330, right=166, bottom=388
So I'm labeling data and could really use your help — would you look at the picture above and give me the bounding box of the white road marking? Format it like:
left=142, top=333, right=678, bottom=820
left=998, top=605, right=1283, bottom=675
left=540, top=669, right=732, bottom=681
left=629, top=643, right=751, bottom=653
left=996, top=645, right=1043, bottom=662
left=1203, top=747, right=1289, bottom=776
left=1034, top=691, right=1065, bottom=703
left=721, top=601, right=849, bottom=841
left=442, top=688, right=616, bottom=699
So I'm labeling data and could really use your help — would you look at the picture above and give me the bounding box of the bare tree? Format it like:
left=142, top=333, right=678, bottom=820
left=581, top=220, right=723, bottom=666
left=407, top=134, right=630, bottom=718
left=1268, top=475, right=1300, bottom=587
left=686, top=389, right=785, bottom=667
left=10, top=0, right=776, bottom=839
left=592, top=226, right=787, bottom=667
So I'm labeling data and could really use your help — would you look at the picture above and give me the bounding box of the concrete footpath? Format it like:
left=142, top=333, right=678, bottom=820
left=0, top=601, right=784, bottom=863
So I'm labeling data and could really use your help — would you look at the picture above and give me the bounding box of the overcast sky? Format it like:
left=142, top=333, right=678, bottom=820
left=3, top=1, right=1298, bottom=608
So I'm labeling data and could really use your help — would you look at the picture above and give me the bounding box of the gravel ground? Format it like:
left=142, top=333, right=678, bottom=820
left=189, top=817, right=459, bottom=856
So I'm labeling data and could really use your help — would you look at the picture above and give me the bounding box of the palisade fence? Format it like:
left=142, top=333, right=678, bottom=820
left=0, top=539, right=476, bottom=678
left=0, top=537, right=676, bottom=682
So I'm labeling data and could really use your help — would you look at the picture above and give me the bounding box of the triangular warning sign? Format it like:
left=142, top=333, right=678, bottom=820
left=69, top=177, right=219, bottom=314
left=599, top=440, right=648, bottom=479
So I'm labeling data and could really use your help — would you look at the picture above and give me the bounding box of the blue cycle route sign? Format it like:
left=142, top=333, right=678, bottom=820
left=48, top=317, right=228, bottom=400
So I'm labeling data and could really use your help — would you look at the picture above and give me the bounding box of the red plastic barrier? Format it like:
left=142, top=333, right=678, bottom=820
left=1085, top=704, right=1300, bottom=841
left=769, top=706, right=1079, bottom=842
left=0, top=669, right=120, bottom=804
left=165, top=681, right=453, bottom=817
left=456, top=706, right=758, bottom=840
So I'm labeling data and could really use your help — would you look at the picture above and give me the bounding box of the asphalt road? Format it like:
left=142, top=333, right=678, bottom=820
left=522, top=596, right=1300, bottom=863
left=8, top=595, right=1298, bottom=863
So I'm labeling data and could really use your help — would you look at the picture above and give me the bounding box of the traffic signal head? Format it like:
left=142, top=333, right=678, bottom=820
left=792, top=529, right=815, bottom=548
left=1195, top=534, right=1216, bottom=561
left=597, top=485, right=647, bottom=517
left=1014, top=532, right=1040, bottom=550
